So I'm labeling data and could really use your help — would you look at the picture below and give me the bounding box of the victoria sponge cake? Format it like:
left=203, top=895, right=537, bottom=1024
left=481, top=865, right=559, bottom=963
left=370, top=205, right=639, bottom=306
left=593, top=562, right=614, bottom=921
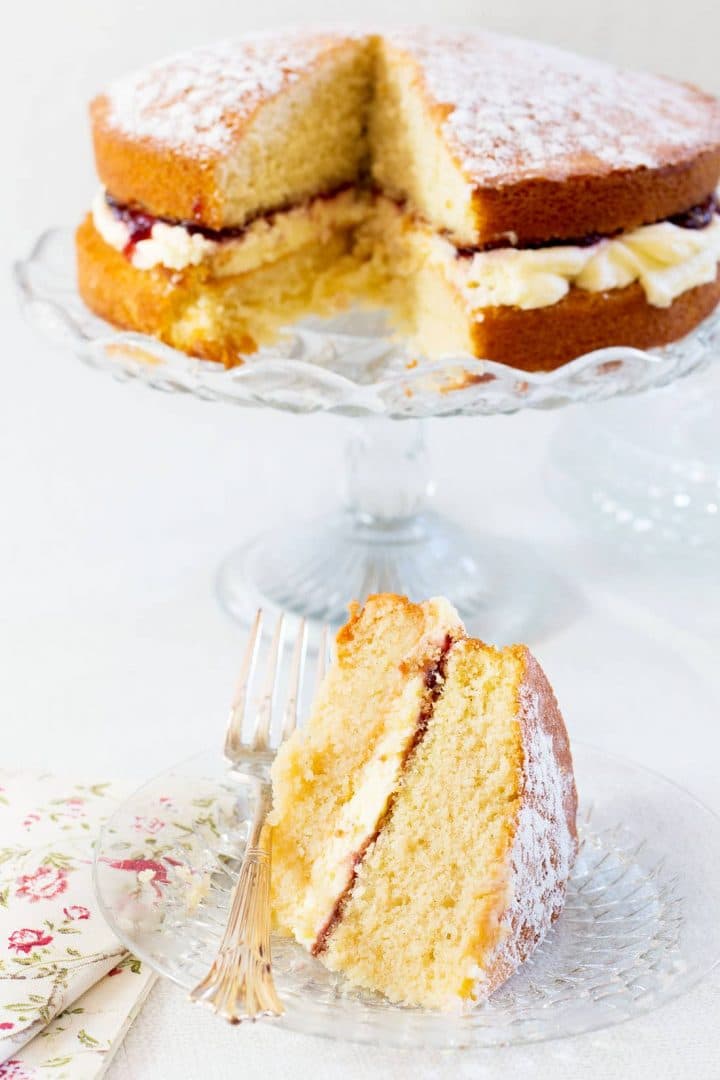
left=269, top=595, right=578, bottom=1009
left=77, top=28, right=720, bottom=371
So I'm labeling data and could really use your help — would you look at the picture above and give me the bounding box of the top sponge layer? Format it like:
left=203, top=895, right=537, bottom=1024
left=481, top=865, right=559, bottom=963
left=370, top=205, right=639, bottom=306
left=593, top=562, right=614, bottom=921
left=89, top=28, right=720, bottom=245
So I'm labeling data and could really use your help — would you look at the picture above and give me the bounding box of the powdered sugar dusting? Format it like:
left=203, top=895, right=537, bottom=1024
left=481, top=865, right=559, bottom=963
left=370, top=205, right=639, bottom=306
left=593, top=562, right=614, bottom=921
left=102, top=28, right=720, bottom=178
left=104, top=32, right=347, bottom=159
left=470, top=652, right=578, bottom=1002
left=390, top=28, right=720, bottom=184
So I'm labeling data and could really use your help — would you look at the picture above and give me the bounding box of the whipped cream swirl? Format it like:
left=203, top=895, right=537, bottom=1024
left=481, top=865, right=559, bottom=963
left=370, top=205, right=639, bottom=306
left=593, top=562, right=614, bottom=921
left=446, top=207, right=720, bottom=311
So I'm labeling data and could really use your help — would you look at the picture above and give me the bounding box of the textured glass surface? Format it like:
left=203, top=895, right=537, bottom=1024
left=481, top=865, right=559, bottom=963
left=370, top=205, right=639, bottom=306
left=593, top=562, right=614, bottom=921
left=16, top=229, right=720, bottom=420
left=548, top=371, right=720, bottom=553
left=95, top=744, right=720, bottom=1049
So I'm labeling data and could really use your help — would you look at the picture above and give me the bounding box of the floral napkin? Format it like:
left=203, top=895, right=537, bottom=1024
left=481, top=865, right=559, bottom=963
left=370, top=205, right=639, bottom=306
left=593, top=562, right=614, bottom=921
left=0, top=772, right=155, bottom=1078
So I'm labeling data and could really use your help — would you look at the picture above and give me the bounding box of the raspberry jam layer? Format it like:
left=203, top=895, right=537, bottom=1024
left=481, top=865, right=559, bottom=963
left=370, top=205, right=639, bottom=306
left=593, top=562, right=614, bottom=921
left=105, top=193, right=246, bottom=256
left=105, top=187, right=356, bottom=257
left=310, top=635, right=454, bottom=957
left=106, top=189, right=720, bottom=260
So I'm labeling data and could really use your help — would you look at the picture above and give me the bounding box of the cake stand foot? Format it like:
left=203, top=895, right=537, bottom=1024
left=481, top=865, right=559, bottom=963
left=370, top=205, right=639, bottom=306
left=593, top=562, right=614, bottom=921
left=217, top=419, right=573, bottom=643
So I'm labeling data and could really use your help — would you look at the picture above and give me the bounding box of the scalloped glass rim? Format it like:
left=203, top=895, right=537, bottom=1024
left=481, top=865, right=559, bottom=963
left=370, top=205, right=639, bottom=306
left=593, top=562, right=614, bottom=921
left=15, top=228, right=720, bottom=419
left=93, top=742, right=720, bottom=1049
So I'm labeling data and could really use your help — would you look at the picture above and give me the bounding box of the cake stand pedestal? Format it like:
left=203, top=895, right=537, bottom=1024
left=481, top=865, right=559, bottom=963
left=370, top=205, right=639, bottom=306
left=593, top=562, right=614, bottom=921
left=16, top=229, right=720, bottom=639
left=216, top=415, right=571, bottom=640
left=217, top=417, right=517, bottom=629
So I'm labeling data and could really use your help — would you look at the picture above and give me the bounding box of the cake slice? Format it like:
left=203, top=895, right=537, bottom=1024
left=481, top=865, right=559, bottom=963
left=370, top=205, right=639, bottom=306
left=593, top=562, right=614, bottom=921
left=270, top=594, right=464, bottom=950
left=270, top=594, right=577, bottom=1010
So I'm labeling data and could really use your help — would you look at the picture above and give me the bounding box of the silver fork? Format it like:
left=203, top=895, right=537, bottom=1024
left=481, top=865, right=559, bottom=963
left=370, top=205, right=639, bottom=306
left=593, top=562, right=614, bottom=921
left=190, top=609, right=329, bottom=1023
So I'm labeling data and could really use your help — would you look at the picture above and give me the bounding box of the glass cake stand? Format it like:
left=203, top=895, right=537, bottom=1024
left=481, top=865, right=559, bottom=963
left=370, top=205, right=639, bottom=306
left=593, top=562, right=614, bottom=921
left=15, top=228, right=720, bottom=637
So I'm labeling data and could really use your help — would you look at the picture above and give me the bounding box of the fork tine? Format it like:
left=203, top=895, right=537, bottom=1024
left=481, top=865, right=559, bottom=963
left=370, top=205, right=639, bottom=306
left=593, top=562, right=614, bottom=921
left=225, top=609, right=263, bottom=760
left=253, top=613, right=284, bottom=751
left=313, top=623, right=331, bottom=702
left=281, top=618, right=307, bottom=742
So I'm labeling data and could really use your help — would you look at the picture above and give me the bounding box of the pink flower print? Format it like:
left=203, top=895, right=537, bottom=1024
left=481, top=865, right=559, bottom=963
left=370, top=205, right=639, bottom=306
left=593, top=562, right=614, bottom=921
left=7, top=928, right=54, bottom=954
left=22, top=813, right=40, bottom=829
left=0, top=1022, right=14, bottom=1030
left=107, top=965, right=123, bottom=976
left=0, top=1061, right=34, bottom=1079
left=132, top=816, right=165, bottom=835
left=104, top=858, right=169, bottom=897
left=63, top=797, right=86, bottom=818
left=63, top=904, right=90, bottom=921
left=15, top=867, right=68, bottom=902
left=106, top=858, right=168, bottom=880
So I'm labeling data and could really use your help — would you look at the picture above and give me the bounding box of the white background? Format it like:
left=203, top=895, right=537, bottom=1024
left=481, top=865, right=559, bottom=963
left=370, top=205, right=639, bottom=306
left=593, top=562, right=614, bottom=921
left=3, top=2, right=720, bottom=1077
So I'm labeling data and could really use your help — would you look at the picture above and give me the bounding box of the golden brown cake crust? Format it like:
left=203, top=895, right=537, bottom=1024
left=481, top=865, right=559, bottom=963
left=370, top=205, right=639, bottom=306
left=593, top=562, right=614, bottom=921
left=517, top=647, right=578, bottom=855
left=470, top=272, right=720, bottom=371
left=466, top=151, right=720, bottom=248
left=76, top=214, right=256, bottom=363
left=90, top=33, right=363, bottom=229
left=478, top=645, right=578, bottom=997
left=90, top=114, right=220, bottom=228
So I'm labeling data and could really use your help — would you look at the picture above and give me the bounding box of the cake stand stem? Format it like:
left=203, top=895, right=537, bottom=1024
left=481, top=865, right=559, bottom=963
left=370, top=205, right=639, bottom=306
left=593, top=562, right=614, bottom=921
left=218, top=418, right=431, bottom=621
left=342, top=417, right=433, bottom=533
left=217, top=415, right=566, bottom=641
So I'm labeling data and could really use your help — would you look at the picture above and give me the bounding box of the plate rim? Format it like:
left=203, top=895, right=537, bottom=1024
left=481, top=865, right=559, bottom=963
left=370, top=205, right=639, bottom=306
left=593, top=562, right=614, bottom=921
left=92, top=740, right=720, bottom=1049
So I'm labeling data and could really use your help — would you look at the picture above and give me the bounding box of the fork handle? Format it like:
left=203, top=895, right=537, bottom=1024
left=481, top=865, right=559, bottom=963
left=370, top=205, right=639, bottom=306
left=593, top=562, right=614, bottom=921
left=190, top=781, right=283, bottom=1022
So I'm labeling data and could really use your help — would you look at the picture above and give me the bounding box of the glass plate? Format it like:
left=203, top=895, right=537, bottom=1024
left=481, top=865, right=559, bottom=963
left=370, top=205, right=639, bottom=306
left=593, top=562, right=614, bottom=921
left=94, top=743, right=720, bottom=1049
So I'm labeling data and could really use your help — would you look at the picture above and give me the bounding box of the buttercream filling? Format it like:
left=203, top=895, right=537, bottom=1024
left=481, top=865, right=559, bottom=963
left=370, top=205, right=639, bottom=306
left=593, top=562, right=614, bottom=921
left=92, top=187, right=720, bottom=310
left=444, top=201, right=720, bottom=311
